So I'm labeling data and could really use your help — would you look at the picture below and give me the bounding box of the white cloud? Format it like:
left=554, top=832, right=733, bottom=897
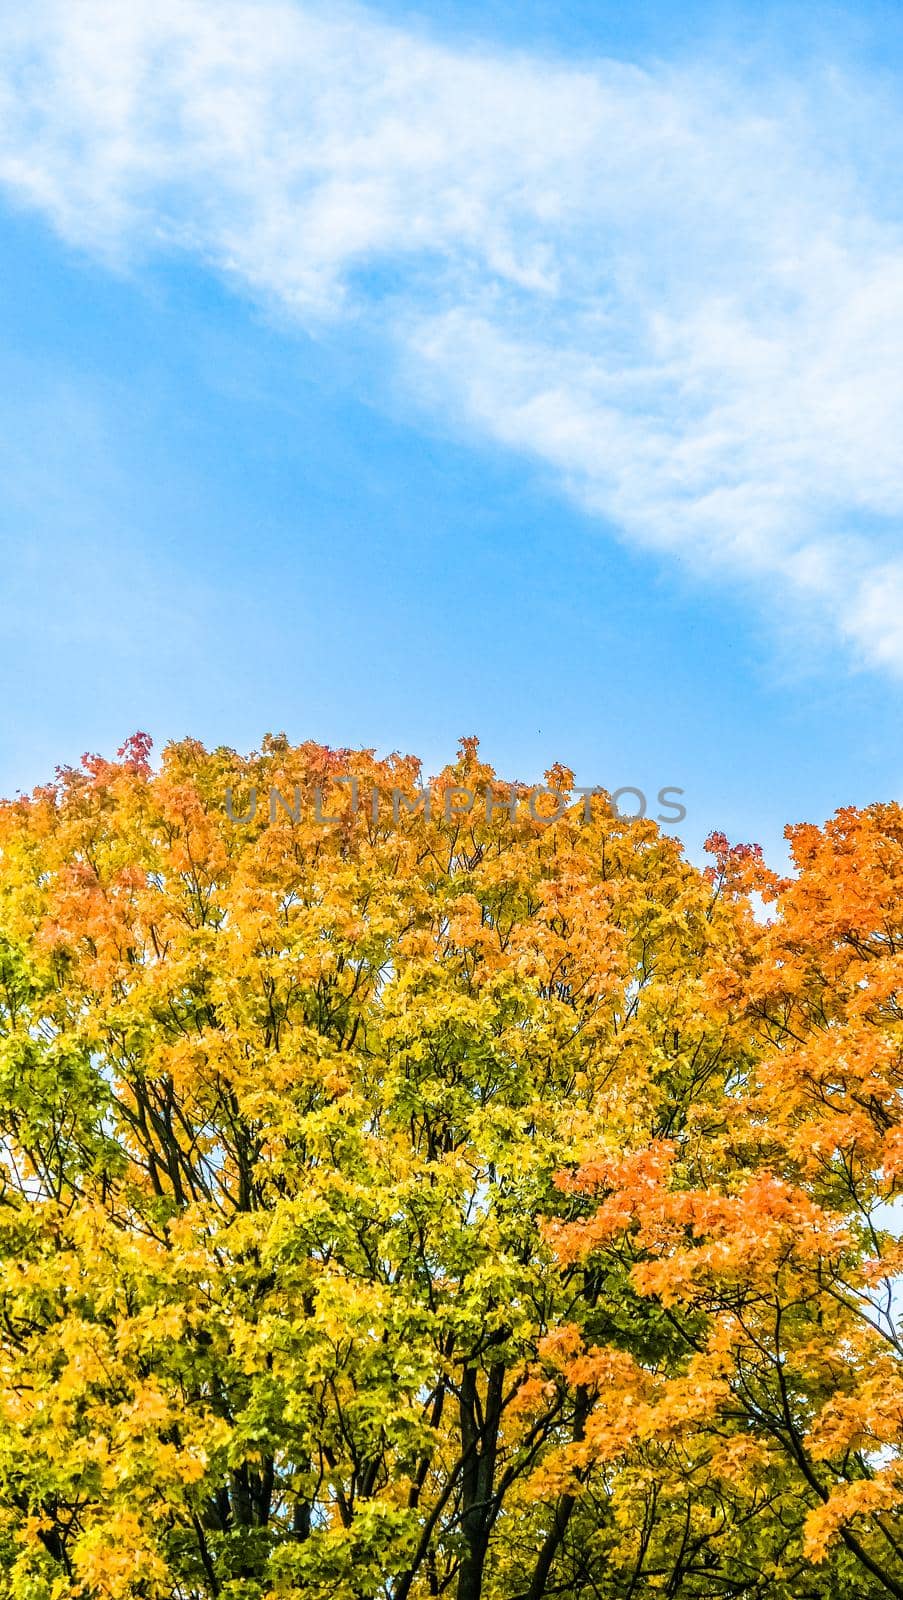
left=3, top=0, right=903, bottom=669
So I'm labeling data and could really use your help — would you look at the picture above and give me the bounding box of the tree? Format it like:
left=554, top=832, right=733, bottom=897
left=0, top=735, right=900, bottom=1599
left=551, top=814, right=903, bottom=1598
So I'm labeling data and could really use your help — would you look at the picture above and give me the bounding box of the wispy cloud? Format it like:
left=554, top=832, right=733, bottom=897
left=3, top=0, right=903, bottom=669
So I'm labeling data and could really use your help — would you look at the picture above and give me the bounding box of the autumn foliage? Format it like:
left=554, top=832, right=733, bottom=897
left=1, top=735, right=903, bottom=1599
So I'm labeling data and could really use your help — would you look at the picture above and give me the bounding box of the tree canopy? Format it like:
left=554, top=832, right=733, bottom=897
left=1, top=734, right=903, bottom=1600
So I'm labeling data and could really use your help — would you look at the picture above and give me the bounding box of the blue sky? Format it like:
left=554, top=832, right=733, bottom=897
left=2, top=0, right=903, bottom=865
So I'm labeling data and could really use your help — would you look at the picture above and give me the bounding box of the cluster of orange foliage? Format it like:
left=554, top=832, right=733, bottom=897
left=0, top=734, right=901, bottom=1600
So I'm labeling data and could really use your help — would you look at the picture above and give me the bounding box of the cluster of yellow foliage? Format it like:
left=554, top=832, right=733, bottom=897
left=0, top=734, right=902, bottom=1600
